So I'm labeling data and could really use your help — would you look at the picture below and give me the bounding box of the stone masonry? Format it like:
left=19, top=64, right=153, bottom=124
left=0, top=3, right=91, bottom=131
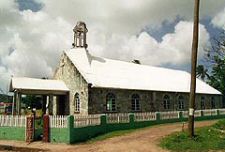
left=53, top=52, right=89, bottom=115
left=89, top=88, right=222, bottom=114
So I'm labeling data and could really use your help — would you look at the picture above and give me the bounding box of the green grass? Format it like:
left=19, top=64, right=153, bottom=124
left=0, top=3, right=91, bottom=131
left=160, top=119, right=225, bottom=152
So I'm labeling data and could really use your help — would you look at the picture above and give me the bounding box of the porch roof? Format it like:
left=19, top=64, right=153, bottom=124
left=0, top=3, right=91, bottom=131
left=10, top=77, right=69, bottom=95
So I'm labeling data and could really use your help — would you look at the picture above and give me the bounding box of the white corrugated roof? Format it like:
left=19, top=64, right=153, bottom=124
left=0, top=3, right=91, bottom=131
left=66, top=48, right=221, bottom=95
left=10, top=77, right=69, bottom=92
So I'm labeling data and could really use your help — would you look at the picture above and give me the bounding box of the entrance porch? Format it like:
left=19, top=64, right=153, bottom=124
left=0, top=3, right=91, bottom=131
left=9, top=77, right=70, bottom=115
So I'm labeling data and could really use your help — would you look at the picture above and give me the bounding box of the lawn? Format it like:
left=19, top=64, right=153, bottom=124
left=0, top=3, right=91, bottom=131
left=160, top=119, right=225, bottom=151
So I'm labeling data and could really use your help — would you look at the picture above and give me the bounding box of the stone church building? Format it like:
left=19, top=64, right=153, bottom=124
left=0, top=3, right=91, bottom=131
left=10, top=22, right=222, bottom=115
left=53, top=22, right=222, bottom=115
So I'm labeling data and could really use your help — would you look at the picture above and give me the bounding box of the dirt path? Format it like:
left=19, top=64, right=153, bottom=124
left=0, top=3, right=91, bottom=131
left=0, top=120, right=218, bottom=152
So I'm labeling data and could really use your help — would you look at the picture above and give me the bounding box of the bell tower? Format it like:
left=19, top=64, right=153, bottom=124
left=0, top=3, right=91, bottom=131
left=73, top=21, right=88, bottom=49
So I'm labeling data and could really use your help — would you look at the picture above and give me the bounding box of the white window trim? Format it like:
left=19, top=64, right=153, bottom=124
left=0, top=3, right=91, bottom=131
left=106, top=93, right=116, bottom=112
left=131, top=94, right=140, bottom=111
left=178, top=96, right=184, bottom=110
left=163, top=95, right=170, bottom=110
left=74, top=93, right=80, bottom=113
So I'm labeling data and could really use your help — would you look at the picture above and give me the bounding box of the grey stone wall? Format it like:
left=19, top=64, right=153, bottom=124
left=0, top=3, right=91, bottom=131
left=53, top=52, right=89, bottom=115
left=89, top=87, right=222, bottom=114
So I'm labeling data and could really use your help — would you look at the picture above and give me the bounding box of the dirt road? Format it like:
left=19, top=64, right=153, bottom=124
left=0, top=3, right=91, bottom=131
left=0, top=120, right=217, bottom=152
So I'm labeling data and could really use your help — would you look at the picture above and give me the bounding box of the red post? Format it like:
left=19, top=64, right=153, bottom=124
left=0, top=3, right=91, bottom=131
left=42, top=114, right=50, bottom=142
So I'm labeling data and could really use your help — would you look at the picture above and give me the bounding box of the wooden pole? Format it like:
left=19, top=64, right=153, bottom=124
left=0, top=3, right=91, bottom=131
left=188, top=0, right=200, bottom=137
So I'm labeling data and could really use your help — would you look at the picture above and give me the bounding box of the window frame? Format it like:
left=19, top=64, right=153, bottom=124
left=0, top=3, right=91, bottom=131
left=200, top=96, right=205, bottom=109
left=163, top=95, right=170, bottom=110
left=178, top=96, right=184, bottom=110
left=106, top=93, right=116, bottom=112
left=131, top=94, right=140, bottom=111
left=74, top=93, right=80, bottom=113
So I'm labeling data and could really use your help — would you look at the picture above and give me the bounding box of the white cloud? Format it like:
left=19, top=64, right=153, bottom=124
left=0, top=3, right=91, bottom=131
left=0, top=5, right=73, bottom=91
left=41, top=0, right=225, bottom=34
left=89, top=21, right=210, bottom=66
left=212, top=7, right=225, bottom=29
left=0, top=0, right=223, bottom=92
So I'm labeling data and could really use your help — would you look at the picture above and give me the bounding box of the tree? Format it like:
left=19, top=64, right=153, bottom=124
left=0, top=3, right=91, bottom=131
left=188, top=0, right=200, bottom=138
left=22, top=95, right=42, bottom=109
left=208, top=57, right=225, bottom=99
left=198, top=31, right=225, bottom=106
left=196, top=65, right=209, bottom=80
left=196, top=30, right=225, bottom=107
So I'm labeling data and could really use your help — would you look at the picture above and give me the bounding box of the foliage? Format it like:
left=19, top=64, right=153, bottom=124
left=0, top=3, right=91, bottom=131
left=22, top=95, right=42, bottom=109
left=196, top=65, right=209, bottom=80
left=212, top=119, right=225, bottom=130
left=160, top=119, right=225, bottom=151
left=207, top=56, right=225, bottom=95
left=197, top=31, right=225, bottom=104
left=0, top=94, right=12, bottom=103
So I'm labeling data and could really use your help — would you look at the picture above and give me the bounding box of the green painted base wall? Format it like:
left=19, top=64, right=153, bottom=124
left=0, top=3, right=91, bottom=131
left=1, top=114, right=224, bottom=143
left=70, top=125, right=104, bottom=143
left=69, top=119, right=181, bottom=143
left=0, top=127, right=25, bottom=141
left=1, top=115, right=223, bottom=143
left=50, top=128, right=69, bottom=143
left=69, top=115, right=225, bottom=143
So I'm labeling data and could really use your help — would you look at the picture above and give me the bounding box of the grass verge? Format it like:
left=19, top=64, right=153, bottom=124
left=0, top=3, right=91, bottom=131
left=160, top=119, right=225, bottom=152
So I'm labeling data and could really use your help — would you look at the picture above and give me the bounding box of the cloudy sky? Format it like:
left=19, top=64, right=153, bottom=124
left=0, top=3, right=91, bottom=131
left=0, top=0, right=225, bottom=93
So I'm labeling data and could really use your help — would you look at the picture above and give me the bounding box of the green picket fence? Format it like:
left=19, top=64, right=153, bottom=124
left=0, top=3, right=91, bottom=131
left=49, top=109, right=225, bottom=144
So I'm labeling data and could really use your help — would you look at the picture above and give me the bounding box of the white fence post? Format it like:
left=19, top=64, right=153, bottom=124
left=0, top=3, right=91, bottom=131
left=74, top=114, right=101, bottom=128
left=0, top=115, right=26, bottom=127
left=49, top=115, right=68, bottom=128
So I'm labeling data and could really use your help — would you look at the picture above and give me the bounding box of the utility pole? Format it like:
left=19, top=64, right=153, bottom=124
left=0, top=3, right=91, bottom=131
left=188, top=0, right=200, bottom=137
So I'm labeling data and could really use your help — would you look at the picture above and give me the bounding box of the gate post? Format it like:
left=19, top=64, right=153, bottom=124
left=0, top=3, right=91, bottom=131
left=66, top=115, right=74, bottom=144
left=42, top=114, right=50, bottom=142
left=26, top=115, right=34, bottom=143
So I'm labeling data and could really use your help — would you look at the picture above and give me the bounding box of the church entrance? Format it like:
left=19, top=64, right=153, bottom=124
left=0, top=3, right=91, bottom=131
left=58, top=95, right=66, bottom=115
left=25, top=114, right=50, bottom=143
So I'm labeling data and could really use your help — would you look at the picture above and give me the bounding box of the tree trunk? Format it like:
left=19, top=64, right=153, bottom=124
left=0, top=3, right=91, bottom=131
left=188, top=0, right=200, bottom=137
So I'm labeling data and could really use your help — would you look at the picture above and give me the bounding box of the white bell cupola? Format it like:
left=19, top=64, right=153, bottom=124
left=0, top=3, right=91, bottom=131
left=73, top=21, right=88, bottom=49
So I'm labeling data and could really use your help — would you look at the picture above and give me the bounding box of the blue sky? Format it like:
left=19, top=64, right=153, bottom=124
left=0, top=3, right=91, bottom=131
left=0, top=0, right=225, bottom=92
left=17, top=0, right=43, bottom=12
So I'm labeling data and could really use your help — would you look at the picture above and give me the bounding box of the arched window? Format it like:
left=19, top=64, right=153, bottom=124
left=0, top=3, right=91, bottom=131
left=131, top=94, right=140, bottom=111
left=106, top=93, right=116, bottom=112
left=163, top=95, right=170, bottom=110
left=178, top=96, right=184, bottom=110
left=74, top=93, right=80, bottom=112
left=200, top=96, right=205, bottom=109
left=211, top=97, right=216, bottom=109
